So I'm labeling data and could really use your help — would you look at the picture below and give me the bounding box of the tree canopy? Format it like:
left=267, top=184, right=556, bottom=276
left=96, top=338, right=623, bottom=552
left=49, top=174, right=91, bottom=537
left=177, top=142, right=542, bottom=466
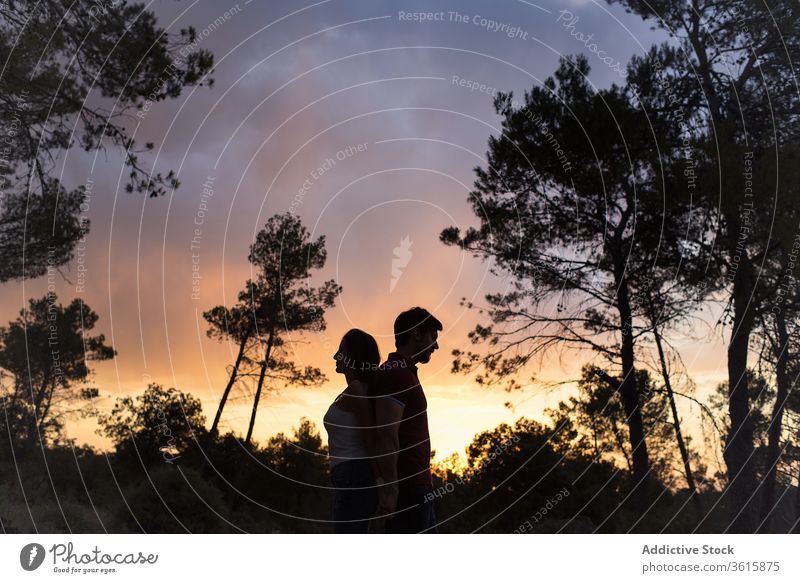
left=0, top=0, right=214, bottom=282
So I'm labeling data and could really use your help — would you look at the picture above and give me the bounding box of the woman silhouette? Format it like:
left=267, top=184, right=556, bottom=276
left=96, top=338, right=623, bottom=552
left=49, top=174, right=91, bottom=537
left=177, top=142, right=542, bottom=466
left=323, top=329, right=380, bottom=533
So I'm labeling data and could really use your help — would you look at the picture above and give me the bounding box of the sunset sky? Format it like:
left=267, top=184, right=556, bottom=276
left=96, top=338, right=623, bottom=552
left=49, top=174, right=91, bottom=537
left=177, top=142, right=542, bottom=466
left=0, top=0, right=731, bottom=464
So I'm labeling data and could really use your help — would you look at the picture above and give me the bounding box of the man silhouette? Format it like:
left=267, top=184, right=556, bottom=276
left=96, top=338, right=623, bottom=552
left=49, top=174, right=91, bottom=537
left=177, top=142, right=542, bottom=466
left=373, top=307, right=442, bottom=533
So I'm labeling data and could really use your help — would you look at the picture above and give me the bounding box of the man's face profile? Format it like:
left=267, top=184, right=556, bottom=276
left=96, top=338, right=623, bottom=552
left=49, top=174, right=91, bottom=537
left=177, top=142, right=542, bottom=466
left=415, top=329, right=439, bottom=363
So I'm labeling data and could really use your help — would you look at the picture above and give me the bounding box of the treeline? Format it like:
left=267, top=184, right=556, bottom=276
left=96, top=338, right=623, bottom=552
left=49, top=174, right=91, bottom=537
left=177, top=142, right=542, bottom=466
left=1, top=383, right=796, bottom=533
left=440, top=0, right=800, bottom=532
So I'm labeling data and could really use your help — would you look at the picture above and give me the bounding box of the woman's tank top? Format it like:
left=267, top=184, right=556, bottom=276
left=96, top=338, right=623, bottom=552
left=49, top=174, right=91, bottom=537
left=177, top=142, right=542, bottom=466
left=323, top=395, right=369, bottom=467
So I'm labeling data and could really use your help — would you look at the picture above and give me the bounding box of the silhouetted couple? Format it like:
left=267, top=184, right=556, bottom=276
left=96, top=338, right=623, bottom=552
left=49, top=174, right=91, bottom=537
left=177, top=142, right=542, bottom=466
left=323, top=307, right=442, bottom=534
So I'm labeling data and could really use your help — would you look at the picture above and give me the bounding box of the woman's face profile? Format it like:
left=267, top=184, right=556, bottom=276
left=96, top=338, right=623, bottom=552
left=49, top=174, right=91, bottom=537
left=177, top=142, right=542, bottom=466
left=334, top=339, right=348, bottom=375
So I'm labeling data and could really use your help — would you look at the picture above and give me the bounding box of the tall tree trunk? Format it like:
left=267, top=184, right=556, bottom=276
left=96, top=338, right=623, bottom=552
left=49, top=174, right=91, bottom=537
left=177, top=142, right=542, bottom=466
left=245, top=331, right=274, bottom=448
left=652, top=322, right=701, bottom=514
left=725, top=254, right=758, bottom=532
left=609, top=417, right=632, bottom=472
left=28, top=375, right=51, bottom=447
left=688, top=21, right=761, bottom=531
left=615, top=272, right=651, bottom=501
left=793, top=462, right=800, bottom=534
left=693, top=37, right=761, bottom=527
left=209, top=332, right=250, bottom=438
left=759, top=305, right=790, bottom=532
left=36, top=385, right=55, bottom=441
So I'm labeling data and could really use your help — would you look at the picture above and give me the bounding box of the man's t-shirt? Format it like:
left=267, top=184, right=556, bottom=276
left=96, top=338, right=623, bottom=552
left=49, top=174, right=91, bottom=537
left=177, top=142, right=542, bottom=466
left=372, top=352, right=432, bottom=486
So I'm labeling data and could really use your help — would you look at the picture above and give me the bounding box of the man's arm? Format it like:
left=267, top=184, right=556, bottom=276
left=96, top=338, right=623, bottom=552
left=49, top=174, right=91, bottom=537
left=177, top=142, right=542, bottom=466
left=374, top=396, right=404, bottom=515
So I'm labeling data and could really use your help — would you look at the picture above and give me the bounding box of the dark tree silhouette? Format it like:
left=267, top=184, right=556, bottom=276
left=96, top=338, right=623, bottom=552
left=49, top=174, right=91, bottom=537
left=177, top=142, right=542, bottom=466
left=0, top=0, right=214, bottom=282
left=203, top=300, right=257, bottom=438
left=440, top=55, right=694, bottom=505
left=546, top=366, right=696, bottom=491
left=431, top=418, right=624, bottom=533
left=0, top=295, right=114, bottom=446
left=710, top=372, right=777, bottom=443
left=204, top=214, right=341, bottom=446
left=632, top=253, right=707, bottom=500
left=98, top=383, right=206, bottom=466
left=649, top=321, right=698, bottom=498
left=790, top=385, right=800, bottom=534
left=241, top=214, right=341, bottom=446
left=751, top=253, right=800, bottom=530
left=607, top=0, right=800, bottom=532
